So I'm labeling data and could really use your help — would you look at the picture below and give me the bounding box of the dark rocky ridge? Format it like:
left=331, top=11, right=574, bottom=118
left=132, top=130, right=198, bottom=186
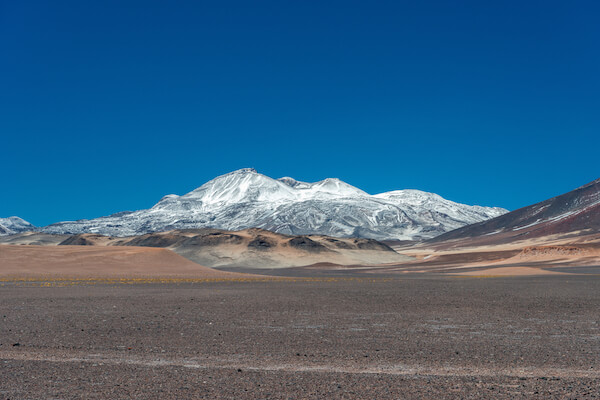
left=247, top=235, right=277, bottom=250
left=41, top=227, right=410, bottom=269
left=286, top=236, right=329, bottom=253
left=59, top=234, right=110, bottom=246
left=57, top=228, right=397, bottom=253
left=429, top=177, right=600, bottom=245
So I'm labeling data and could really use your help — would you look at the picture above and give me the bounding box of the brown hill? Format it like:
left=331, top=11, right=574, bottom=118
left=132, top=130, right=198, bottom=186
left=57, top=228, right=411, bottom=269
left=0, top=232, right=69, bottom=246
left=0, top=245, right=257, bottom=279
left=386, top=179, right=600, bottom=277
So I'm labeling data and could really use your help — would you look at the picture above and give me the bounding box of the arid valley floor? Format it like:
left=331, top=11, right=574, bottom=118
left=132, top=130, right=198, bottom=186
left=1, top=274, right=599, bottom=399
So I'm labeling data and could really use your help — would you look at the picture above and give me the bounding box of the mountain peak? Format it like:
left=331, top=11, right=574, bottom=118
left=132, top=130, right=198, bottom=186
left=309, top=178, right=368, bottom=197
left=40, top=170, right=507, bottom=240
left=231, top=168, right=258, bottom=174
left=181, top=168, right=294, bottom=205
left=0, top=216, right=35, bottom=236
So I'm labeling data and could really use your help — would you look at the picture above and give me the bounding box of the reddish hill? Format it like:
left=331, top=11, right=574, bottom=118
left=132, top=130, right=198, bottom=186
left=429, top=178, right=600, bottom=245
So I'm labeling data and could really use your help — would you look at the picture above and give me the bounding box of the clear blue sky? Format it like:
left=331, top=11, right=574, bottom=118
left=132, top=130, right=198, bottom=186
left=2, top=0, right=599, bottom=226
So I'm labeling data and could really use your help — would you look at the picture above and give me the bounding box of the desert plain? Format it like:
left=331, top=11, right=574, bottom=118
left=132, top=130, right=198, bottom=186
left=1, top=237, right=600, bottom=399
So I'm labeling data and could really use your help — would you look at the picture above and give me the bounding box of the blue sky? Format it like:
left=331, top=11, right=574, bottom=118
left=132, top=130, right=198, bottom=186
left=2, top=0, right=599, bottom=226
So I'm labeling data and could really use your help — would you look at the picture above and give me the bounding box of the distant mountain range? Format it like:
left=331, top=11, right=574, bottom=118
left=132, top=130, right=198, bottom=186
left=1, top=169, right=506, bottom=240
left=0, top=217, right=35, bottom=235
left=430, top=177, right=600, bottom=245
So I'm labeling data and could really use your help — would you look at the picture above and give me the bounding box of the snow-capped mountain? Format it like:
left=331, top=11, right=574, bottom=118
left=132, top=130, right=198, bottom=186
left=0, top=217, right=35, bottom=235
left=41, top=168, right=507, bottom=240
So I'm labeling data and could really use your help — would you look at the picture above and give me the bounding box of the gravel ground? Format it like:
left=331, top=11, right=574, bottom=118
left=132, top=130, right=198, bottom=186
left=1, top=276, right=599, bottom=399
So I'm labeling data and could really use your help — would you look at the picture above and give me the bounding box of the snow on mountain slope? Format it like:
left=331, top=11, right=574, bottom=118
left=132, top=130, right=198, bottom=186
left=178, top=168, right=297, bottom=206
left=375, top=190, right=507, bottom=226
left=0, top=217, right=35, bottom=235
left=41, top=169, right=507, bottom=240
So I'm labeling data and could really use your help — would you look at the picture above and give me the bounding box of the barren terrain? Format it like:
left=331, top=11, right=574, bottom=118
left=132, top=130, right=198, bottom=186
left=0, top=245, right=257, bottom=279
left=380, top=233, right=600, bottom=277
left=0, top=229, right=412, bottom=269
left=1, top=227, right=600, bottom=398
left=1, top=277, right=599, bottom=399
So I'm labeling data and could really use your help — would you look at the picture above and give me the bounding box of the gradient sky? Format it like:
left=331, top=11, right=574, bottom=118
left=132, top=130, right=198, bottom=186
left=2, top=0, right=599, bottom=226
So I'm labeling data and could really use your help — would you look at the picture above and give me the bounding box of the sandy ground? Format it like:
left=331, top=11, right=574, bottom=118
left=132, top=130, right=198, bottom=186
left=120, top=228, right=413, bottom=269
left=1, top=234, right=599, bottom=397
left=0, top=245, right=259, bottom=279
left=1, top=229, right=412, bottom=269
left=394, top=232, right=600, bottom=256
left=451, top=266, right=570, bottom=276
left=378, top=234, right=600, bottom=277
left=0, top=231, right=68, bottom=246
left=1, top=277, right=599, bottom=399
left=176, top=243, right=410, bottom=269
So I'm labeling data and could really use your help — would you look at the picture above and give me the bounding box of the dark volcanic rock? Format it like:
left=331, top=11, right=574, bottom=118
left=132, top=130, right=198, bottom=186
left=182, top=232, right=244, bottom=247
left=353, top=238, right=395, bottom=251
left=122, top=231, right=245, bottom=248
left=123, top=234, right=182, bottom=248
left=322, top=237, right=353, bottom=250
left=286, top=236, right=329, bottom=253
left=247, top=235, right=277, bottom=251
left=59, top=234, right=106, bottom=246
